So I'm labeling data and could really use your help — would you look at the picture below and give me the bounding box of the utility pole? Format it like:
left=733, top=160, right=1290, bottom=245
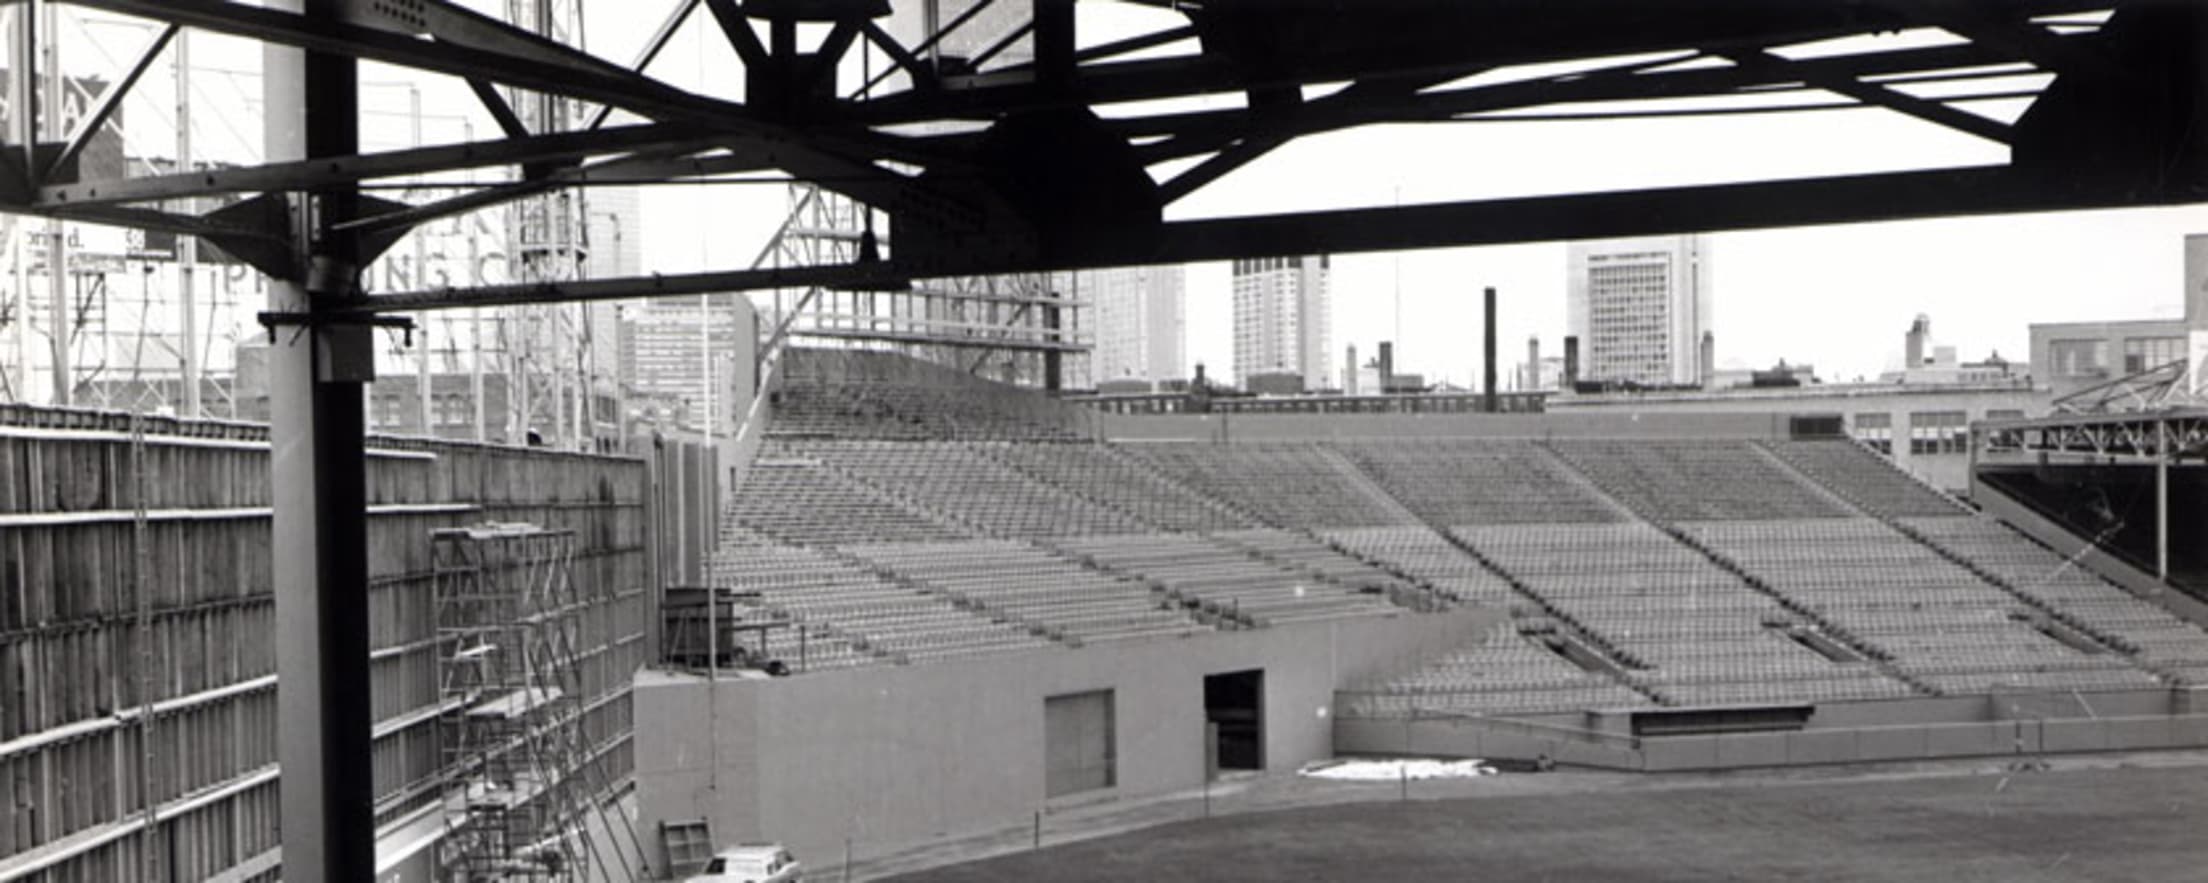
left=8, top=5, right=30, bottom=402
left=412, top=85, right=431, bottom=435
left=11, top=220, right=29, bottom=402
left=700, top=290, right=714, bottom=577
left=176, top=29, right=200, bottom=417
left=39, top=0, right=68, bottom=405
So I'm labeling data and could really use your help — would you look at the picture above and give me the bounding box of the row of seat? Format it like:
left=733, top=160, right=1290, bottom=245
left=1548, top=439, right=1851, bottom=522
left=772, top=348, right=1091, bottom=442
left=1449, top=522, right=1923, bottom=704
left=838, top=539, right=1215, bottom=644
left=1124, top=443, right=1417, bottom=528
left=1053, top=533, right=1399, bottom=627
left=729, top=452, right=970, bottom=547
left=1319, top=527, right=1521, bottom=606
left=708, top=544, right=1057, bottom=663
left=795, top=441, right=1150, bottom=538
left=1681, top=518, right=2162, bottom=693
left=1350, top=624, right=1654, bottom=716
left=983, top=443, right=1262, bottom=533
left=1900, top=515, right=2208, bottom=684
left=1335, top=439, right=1625, bottom=525
left=1209, top=529, right=1426, bottom=601
left=1765, top=439, right=1968, bottom=519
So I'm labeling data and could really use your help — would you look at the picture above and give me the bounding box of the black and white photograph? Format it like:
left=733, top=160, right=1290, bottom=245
left=2, top=1, right=2206, bottom=880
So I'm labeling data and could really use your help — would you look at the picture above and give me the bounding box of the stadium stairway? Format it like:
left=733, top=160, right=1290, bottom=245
left=1523, top=442, right=1641, bottom=523
left=1416, top=528, right=1667, bottom=706
left=1311, top=445, right=1429, bottom=527
left=821, top=544, right=1082, bottom=649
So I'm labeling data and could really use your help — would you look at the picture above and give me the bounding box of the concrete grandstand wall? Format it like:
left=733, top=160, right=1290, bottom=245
left=1100, top=411, right=1791, bottom=442
left=1337, top=687, right=2208, bottom=771
left=633, top=607, right=1502, bottom=872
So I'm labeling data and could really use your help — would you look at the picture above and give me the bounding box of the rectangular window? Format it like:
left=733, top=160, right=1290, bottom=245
left=2121, top=336, right=2186, bottom=375
left=1909, top=411, right=1968, bottom=456
left=1852, top=412, right=1893, bottom=455
left=2049, top=339, right=2107, bottom=378
left=1044, top=690, right=1116, bottom=797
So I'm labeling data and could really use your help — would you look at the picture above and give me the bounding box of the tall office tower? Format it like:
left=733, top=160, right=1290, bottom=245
left=617, top=296, right=754, bottom=429
left=1231, top=255, right=1333, bottom=391
left=1081, top=266, right=1186, bottom=384
left=1566, top=235, right=1713, bottom=387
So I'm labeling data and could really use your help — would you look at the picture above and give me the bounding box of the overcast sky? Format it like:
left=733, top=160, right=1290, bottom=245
left=72, top=1, right=2208, bottom=386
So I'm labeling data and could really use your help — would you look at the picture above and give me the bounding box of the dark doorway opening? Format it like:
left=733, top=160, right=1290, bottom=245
left=1205, top=669, right=1264, bottom=774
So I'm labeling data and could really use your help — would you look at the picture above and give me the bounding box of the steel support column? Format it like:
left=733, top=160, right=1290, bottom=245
left=1483, top=287, right=1498, bottom=413
left=2157, top=418, right=2169, bottom=581
left=268, top=0, right=374, bottom=880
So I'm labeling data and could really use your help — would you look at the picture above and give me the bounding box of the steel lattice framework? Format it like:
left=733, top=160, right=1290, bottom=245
left=6, top=5, right=2205, bottom=880
left=8, top=0, right=2204, bottom=316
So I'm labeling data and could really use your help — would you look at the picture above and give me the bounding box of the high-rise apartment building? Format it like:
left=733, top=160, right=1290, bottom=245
left=1231, top=255, right=1332, bottom=391
left=617, top=296, right=754, bottom=429
left=1081, top=265, right=1186, bottom=384
left=1566, top=235, right=1712, bottom=387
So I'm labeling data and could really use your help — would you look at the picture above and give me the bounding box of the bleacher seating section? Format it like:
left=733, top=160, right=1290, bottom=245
left=1319, top=527, right=1521, bottom=607
left=1900, top=516, right=2208, bottom=685
left=1125, top=443, right=1417, bottom=528
left=1456, top=523, right=1916, bottom=707
left=771, top=347, right=1091, bottom=442
left=1053, top=533, right=1400, bottom=626
left=1209, top=529, right=1429, bottom=605
left=1343, top=622, right=1653, bottom=716
left=713, top=347, right=2208, bottom=715
left=1548, top=439, right=1850, bottom=521
left=1765, top=439, right=1968, bottom=519
left=1683, top=519, right=2159, bottom=694
left=839, top=540, right=1215, bottom=644
left=796, top=440, right=1150, bottom=538
left=1338, top=440, right=1624, bottom=524
left=708, top=544, right=1058, bottom=666
left=983, top=443, right=1263, bottom=532
left=729, top=450, right=968, bottom=547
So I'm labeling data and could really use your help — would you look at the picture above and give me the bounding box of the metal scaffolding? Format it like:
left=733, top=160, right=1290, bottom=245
left=433, top=523, right=620, bottom=882
left=767, top=182, right=1089, bottom=390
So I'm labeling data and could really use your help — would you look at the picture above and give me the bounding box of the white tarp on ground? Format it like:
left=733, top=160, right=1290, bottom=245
left=1297, top=758, right=1499, bottom=781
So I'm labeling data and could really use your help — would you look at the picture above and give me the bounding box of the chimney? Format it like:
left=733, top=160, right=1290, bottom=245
left=1905, top=314, right=1931, bottom=369
left=1527, top=336, right=1541, bottom=391
left=1345, top=344, right=1359, bottom=396
left=1483, top=287, right=1499, bottom=412
left=1563, top=336, right=1580, bottom=389
left=1699, top=331, right=1716, bottom=389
